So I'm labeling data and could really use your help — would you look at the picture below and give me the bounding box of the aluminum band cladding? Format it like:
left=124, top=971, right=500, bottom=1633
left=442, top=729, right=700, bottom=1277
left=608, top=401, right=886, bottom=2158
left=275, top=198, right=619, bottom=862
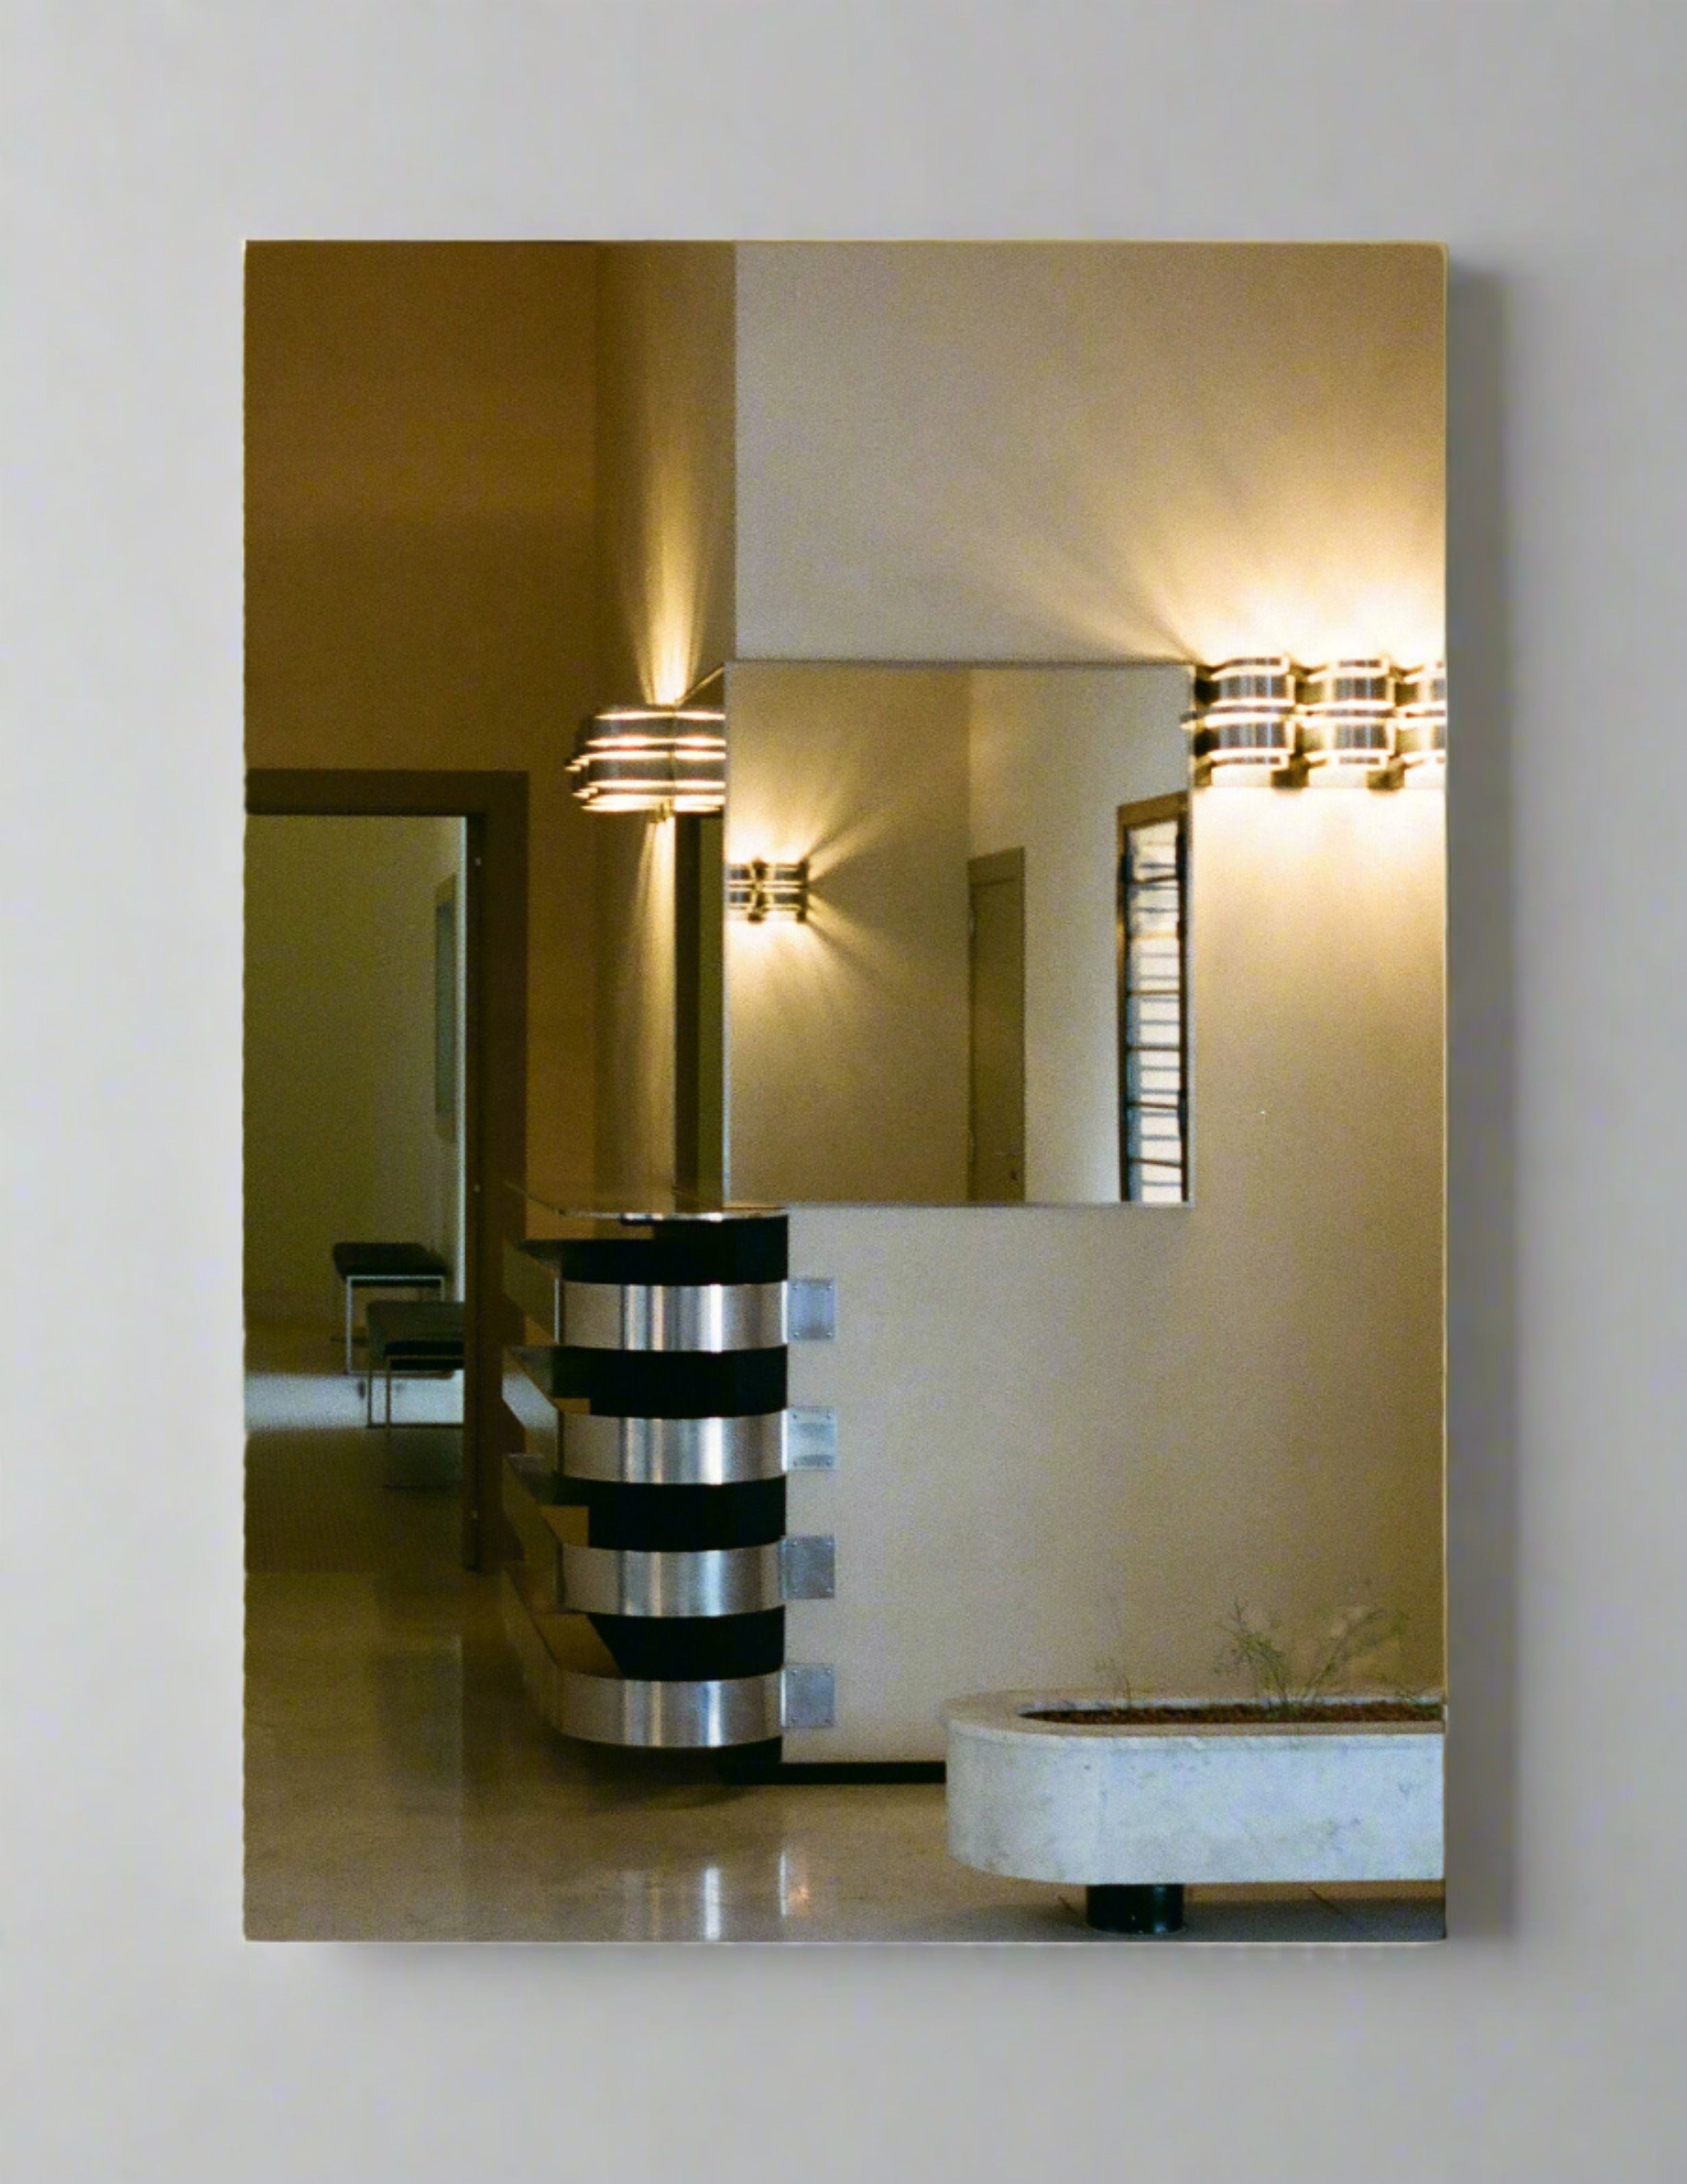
left=561, top=1279, right=787, bottom=1353
left=556, top=1537, right=835, bottom=1618
left=560, top=1409, right=788, bottom=1484
left=554, top=1668, right=786, bottom=1748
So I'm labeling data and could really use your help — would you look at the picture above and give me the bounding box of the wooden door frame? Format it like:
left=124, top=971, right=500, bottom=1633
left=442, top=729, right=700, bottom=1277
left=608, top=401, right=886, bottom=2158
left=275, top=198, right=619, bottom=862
left=246, top=768, right=528, bottom=1570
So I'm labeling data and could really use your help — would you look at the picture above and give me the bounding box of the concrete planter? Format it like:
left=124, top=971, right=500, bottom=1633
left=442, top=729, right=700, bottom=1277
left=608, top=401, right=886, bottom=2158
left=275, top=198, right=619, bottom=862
left=947, top=1690, right=1443, bottom=1926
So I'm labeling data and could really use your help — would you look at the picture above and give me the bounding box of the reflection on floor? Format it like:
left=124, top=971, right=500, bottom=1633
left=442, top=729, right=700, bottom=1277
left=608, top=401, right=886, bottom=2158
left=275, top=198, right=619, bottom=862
left=245, top=1322, right=1444, bottom=1944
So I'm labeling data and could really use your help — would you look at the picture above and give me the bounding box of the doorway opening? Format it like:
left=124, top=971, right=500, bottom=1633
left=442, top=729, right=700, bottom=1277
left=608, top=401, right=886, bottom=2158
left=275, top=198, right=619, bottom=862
left=246, top=812, right=468, bottom=1499
left=245, top=769, right=528, bottom=1570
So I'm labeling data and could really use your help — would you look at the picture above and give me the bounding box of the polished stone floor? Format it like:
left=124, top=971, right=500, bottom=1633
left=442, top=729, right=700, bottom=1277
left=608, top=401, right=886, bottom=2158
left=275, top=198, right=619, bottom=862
left=245, top=1322, right=1444, bottom=1944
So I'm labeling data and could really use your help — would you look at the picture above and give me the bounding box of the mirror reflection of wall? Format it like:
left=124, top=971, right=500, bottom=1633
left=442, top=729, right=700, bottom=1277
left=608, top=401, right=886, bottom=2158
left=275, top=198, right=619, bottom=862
left=723, top=662, right=1190, bottom=1206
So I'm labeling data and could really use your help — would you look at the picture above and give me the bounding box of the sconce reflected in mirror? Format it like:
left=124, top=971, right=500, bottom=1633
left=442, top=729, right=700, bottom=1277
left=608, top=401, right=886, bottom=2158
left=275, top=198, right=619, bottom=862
left=1184, top=657, right=1299, bottom=783
left=1186, top=656, right=1447, bottom=789
left=1391, top=663, right=1447, bottom=776
left=585, top=651, right=1443, bottom=1214
left=569, top=703, right=727, bottom=813
left=729, top=859, right=810, bottom=923
left=703, top=651, right=1443, bottom=1211
left=1297, top=658, right=1397, bottom=775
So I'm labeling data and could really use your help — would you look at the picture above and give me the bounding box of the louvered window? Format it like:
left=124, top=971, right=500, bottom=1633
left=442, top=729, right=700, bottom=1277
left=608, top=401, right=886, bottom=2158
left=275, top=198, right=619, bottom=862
left=1119, top=794, right=1189, bottom=1203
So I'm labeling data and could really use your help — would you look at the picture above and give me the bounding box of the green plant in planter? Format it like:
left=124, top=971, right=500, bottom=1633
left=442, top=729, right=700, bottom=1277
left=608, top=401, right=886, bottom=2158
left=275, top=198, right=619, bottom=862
left=1091, top=1598, right=1421, bottom=1716
left=1214, top=1598, right=1408, bottom=1716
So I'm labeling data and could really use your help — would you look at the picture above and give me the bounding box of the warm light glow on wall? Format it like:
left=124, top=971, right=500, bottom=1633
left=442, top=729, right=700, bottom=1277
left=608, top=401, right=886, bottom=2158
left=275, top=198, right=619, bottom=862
left=733, top=243, right=1445, bottom=675
left=568, top=705, right=726, bottom=812
left=728, top=859, right=810, bottom=922
left=597, top=244, right=737, bottom=709
left=641, top=566, right=712, bottom=710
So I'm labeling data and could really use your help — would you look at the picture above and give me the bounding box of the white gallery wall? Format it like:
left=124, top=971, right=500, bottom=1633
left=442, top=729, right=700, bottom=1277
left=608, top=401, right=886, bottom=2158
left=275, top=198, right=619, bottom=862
left=12, top=8, right=1687, bottom=2182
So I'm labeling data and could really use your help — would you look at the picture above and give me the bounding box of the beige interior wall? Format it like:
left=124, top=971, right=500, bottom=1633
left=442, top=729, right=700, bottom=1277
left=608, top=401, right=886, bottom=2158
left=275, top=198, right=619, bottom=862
left=590, top=245, right=736, bottom=1200
left=967, top=664, right=1190, bottom=1203
left=727, top=243, right=1445, bottom=1758
left=590, top=814, right=677, bottom=1207
left=735, top=242, right=1444, bottom=669
left=594, top=244, right=736, bottom=708
left=786, top=783, right=1445, bottom=1757
left=244, top=242, right=601, bottom=1210
left=244, top=816, right=458, bottom=1318
left=724, top=664, right=971, bottom=1203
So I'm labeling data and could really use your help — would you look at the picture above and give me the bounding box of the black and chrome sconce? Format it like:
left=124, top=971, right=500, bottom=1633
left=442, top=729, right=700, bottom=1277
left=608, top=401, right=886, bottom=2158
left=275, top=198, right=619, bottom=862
left=568, top=703, right=727, bottom=814
left=1184, top=657, right=1301, bottom=784
left=1389, top=662, right=1447, bottom=779
left=1188, top=655, right=1446, bottom=789
left=728, top=859, right=810, bottom=923
left=1296, top=657, right=1397, bottom=775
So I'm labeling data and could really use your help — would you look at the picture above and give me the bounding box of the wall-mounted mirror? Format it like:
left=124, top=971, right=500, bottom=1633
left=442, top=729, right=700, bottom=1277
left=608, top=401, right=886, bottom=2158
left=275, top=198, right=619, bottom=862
left=721, top=662, right=1191, bottom=1205
left=246, top=238, right=1447, bottom=1947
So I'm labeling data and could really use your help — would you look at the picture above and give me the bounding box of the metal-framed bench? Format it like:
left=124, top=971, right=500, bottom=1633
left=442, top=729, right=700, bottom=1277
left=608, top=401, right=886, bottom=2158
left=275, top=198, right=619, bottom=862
left=363, top=1299, right=466, bottom=1432
left=331, top=1242, right=450, bottom=1376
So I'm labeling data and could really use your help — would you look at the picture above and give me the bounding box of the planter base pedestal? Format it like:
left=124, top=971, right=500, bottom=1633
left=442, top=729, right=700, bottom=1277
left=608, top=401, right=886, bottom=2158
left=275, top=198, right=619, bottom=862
left=1085, top=1883, right=1184, bottom=1935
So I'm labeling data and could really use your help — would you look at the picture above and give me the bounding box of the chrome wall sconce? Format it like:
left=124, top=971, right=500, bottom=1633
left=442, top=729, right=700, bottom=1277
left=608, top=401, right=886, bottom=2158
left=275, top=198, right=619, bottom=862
left=729, top=859, right=810, bottom=922
left=569, top=703, right=727, bottom=814
left=1188, top=655, right=1445, bottom=788
left=1296, top=658, right=1397, bottom=773
left=1184, top=658, right=1300, bottom=782
left=1390, top=662, right=1447, bottom=776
